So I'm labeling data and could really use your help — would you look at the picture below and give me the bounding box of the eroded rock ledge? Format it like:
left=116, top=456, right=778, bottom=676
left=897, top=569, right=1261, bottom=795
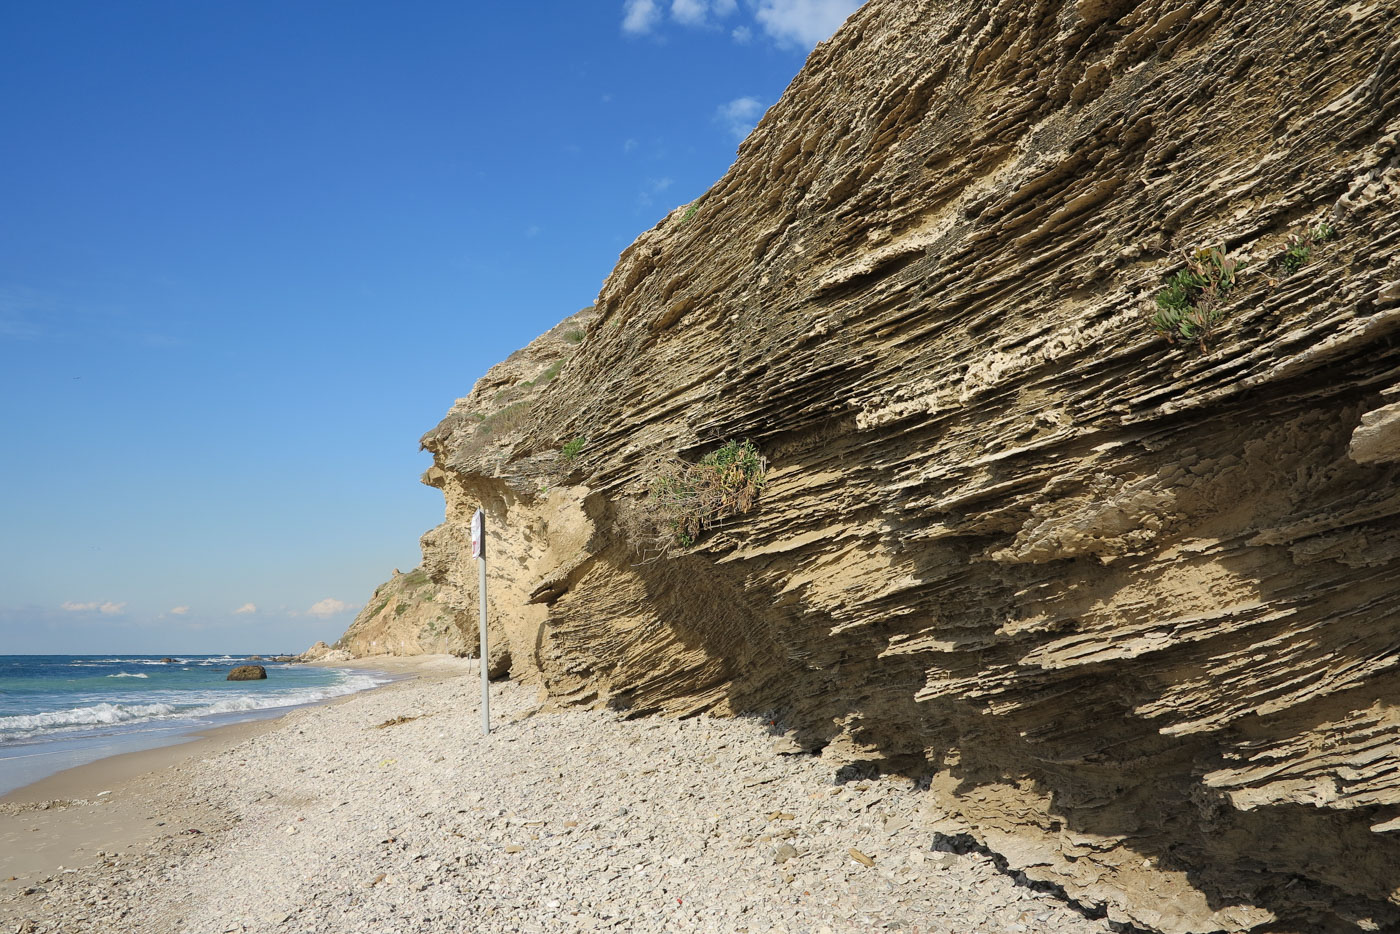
left=374, top=2, right=1399, bottom=930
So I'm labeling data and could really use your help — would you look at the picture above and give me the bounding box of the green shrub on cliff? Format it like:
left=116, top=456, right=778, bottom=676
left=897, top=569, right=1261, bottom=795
left=478, top=400, right=532, bottom=438
left=1150, top=245, right=1242, bottom=350
left=1280, top=221, right=1336, bottom=273
left=639, top=439, right=767, bottom=549
left=561, top=436, right=586, bottom=462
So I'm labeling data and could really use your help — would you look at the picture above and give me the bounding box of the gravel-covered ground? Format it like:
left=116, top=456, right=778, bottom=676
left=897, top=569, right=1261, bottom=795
left=2, top=668, right=1122, bottom=933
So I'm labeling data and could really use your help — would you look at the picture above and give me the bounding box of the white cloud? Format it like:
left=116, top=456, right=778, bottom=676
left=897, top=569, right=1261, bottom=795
left=630, top=0, right=851, bottom=47
left=622, top=0, right=660, bottom=34
left=670, top=0, right=737, bottom=25
left=61, top=600, right=126, bottom=615
left=639, top=176, right=675, bottom=207
left=755, top=0, right=862, bottom=47
left=233, top=602, right=258, bottom=615
left=170, top=605, right=190, bottom=615
left=623, top=137, right=638, bottom=153
left=717, top=96, right=765, bottom=140
left=307, top=598, right=356, bottom=618
left=671, top=0, right=707, bottom=24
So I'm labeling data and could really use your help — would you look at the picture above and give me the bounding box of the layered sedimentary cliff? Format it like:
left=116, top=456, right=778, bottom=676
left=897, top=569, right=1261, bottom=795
left=329, top=567, right=479, bottom=660
left=366, top=2, right=1400, bottom=930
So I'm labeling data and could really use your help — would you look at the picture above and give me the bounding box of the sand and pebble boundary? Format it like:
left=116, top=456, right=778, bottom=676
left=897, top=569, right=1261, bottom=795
left=1, top=656, right=1121, bottom=933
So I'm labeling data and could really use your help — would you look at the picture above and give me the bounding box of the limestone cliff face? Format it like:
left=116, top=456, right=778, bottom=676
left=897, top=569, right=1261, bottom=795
left=387, top=2, right=1399, bottom=930
left=331, top=568, right=469, bottom=659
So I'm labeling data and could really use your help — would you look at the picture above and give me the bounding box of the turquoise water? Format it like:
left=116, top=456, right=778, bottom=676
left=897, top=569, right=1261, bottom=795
left=0, top=655, right=390, bottom=795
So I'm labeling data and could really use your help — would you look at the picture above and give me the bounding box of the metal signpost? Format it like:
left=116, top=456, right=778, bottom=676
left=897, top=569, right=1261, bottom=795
left=471, top=508, right=489, bottom=735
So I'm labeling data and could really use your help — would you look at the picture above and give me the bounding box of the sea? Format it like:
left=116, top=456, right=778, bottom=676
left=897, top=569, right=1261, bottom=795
left=0, top=655, right=392, bottom=796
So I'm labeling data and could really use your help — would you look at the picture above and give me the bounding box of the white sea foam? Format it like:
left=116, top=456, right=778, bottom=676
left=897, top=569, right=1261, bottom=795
left=107, top=672, right=150, bottom=679
left=0, top=670, right=390, bottom=744
left=0, top=702, right=181, bottom=733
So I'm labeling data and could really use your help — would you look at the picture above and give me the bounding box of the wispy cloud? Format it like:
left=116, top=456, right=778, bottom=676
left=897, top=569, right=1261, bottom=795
left=717, top=96, right=765, bottom=140
left=233, top=602, right=258, bottom=615
left=170, top=605, right=190, bottom=615
left=306, top=597, right=357, bottom=619
left=671, top=0, right=707, bottom=25
left=639, top=176, right=675, bottom=207
left=622, top=0, right=661, bottom=34
left=754, top=0, right=861, bottom=47
left=670, top=0, right=737, bottom=26
left=623, top=0, right=854, bottom=47
left=0, top=286, right=53, bottom=340
left=61, top=600, right=127, bottom=615
left=0, top=284, right=183, bottom=349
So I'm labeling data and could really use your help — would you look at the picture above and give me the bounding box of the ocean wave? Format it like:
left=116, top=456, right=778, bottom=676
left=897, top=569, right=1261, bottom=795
left=0, top=671, right=390, bottom=743
left=107, top=672, right=150, bottom=679
left=0, top=702, right=181, bottom=733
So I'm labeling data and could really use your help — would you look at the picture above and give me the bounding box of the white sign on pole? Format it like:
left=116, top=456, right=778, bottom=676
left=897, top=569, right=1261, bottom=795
left=473, top=508, right=490, bottom=735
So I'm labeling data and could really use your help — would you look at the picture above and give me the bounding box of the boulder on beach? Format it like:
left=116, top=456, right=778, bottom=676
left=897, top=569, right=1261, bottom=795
left=300, top=640, right=333, bottom=660
left=227, top=665, right=267, bottom=681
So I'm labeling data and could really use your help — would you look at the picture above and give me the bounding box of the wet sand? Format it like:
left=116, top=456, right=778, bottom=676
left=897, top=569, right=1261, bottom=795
left=0, top=654, right=1118, bottom=934
left=0, top=655, right=460, bottom=888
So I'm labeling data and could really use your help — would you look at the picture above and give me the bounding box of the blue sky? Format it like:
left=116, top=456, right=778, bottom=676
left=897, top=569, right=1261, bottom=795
left=0, top=1, right=862, bottom=654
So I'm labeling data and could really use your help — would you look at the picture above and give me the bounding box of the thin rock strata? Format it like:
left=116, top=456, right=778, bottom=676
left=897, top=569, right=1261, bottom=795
left=393, top=1, right=1399, bottom=931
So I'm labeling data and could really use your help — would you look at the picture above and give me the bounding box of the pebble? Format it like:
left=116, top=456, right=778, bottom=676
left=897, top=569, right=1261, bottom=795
left=0, top=675, right=1120, bottom=934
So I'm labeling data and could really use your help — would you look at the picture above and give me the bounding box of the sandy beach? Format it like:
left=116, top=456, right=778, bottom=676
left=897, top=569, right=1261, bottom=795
left=0, top=657, right=1118, bottom=934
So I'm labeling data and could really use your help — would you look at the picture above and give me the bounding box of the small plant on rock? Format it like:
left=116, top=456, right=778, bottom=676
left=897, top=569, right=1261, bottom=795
left=532, top=360, right=563, bottom=386
left=1150, top=245, right=1242, bottom=351
left=561, top=436, right=586, bottom=463
left=635, top=439, right=767, bottom=551
left=478, top=400, right=533, bottom=438
left=1280, top=222, right=1336, bottom=273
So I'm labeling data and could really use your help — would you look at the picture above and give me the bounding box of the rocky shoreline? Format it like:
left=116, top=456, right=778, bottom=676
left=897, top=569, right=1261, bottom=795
left=1, top=660, right=1126, bottom=933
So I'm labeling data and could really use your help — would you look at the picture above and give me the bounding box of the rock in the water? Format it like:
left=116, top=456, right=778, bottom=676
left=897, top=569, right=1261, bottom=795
left=159, top=657, right=176, bottom=664
left=226, top=665, right=267, bottom=681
